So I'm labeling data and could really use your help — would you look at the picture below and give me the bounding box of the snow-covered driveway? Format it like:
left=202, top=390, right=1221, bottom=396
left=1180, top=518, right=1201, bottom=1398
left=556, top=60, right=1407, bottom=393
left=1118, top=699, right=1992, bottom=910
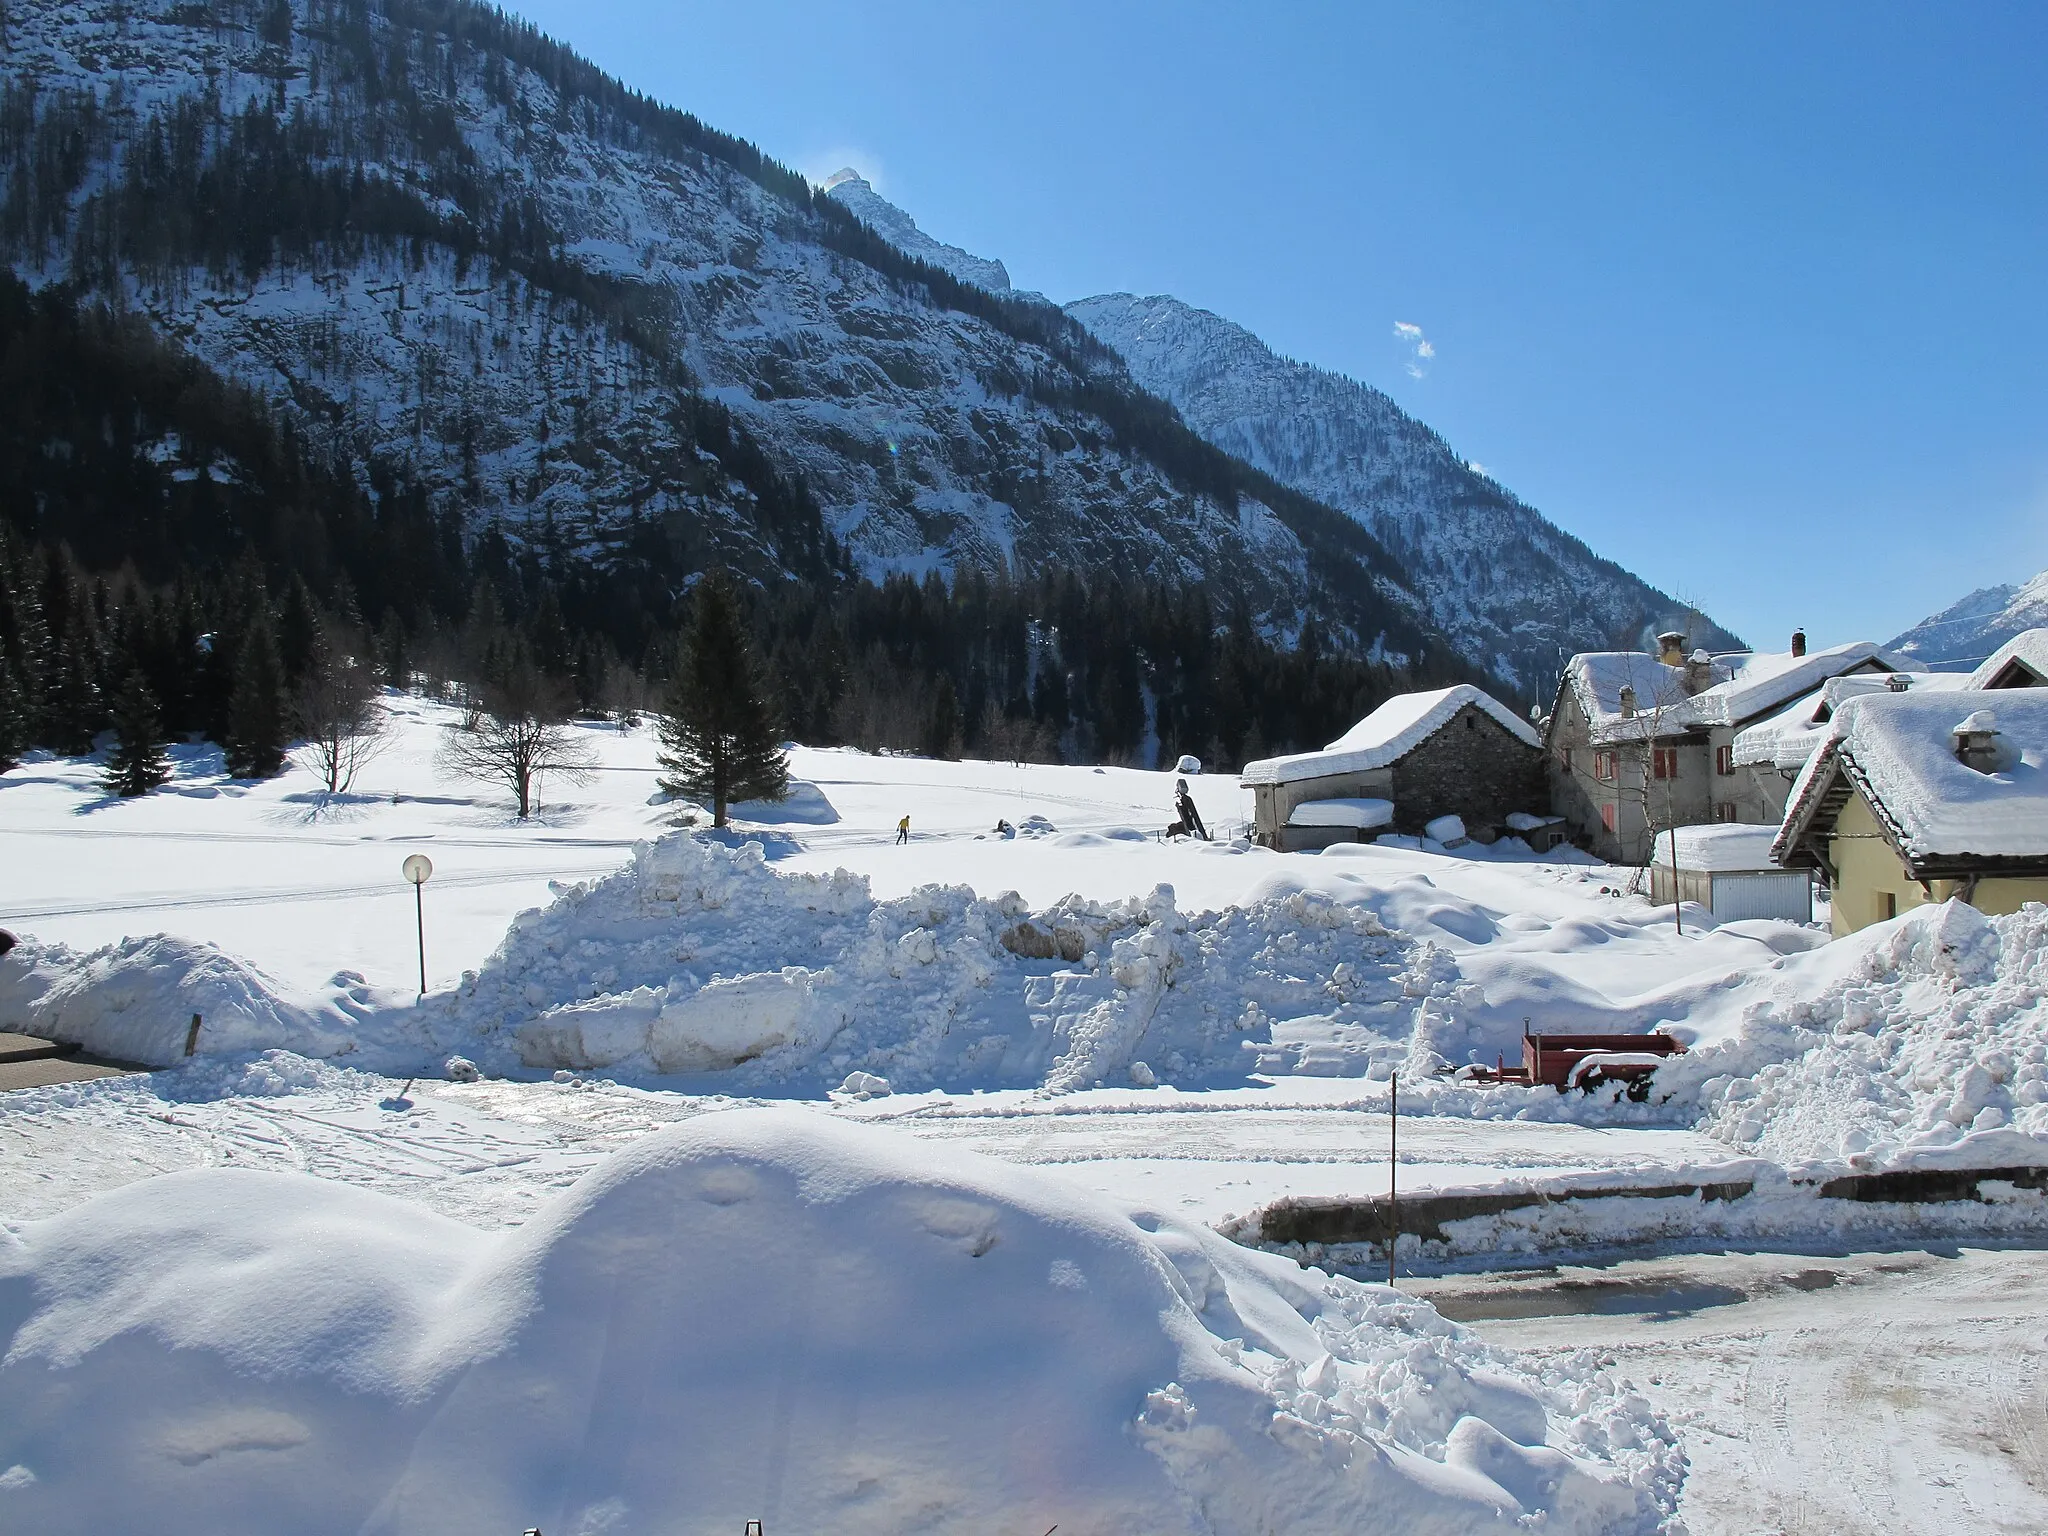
left=1434, top=1246, right=2048, bottom=1534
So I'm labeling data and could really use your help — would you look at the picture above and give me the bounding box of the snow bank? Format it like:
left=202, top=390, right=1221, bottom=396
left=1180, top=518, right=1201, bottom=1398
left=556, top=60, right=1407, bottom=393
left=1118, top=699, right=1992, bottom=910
left=0, top=1109, right=1681, bottom=1535
left=433, top=832, right=1446, bottom=1091
left=0, top=934, right=366, bottom=1066
left=1661, top=901, right=2048, bottom=1168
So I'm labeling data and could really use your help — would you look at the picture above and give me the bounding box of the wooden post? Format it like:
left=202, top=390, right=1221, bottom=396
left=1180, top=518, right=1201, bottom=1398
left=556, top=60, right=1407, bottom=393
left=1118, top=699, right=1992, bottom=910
left=184, top=1013, right=202, bottom=1057
left=1388, top=1072, right=1399, bottom=1288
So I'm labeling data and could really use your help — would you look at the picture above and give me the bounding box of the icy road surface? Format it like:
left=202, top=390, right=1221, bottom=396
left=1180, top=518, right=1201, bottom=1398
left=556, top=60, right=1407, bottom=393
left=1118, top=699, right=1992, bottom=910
left=1426, top=1247, right=2048, bottom=1535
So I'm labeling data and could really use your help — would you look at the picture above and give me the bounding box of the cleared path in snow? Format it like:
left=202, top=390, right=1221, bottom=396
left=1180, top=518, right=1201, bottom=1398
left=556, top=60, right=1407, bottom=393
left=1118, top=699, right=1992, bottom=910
left=1425, top=1246, right=2048, bottom=1535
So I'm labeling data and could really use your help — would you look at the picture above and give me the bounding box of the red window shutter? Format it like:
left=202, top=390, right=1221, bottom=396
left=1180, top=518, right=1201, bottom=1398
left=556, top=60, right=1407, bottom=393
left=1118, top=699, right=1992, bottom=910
left=1600, top=803, right=1617, bottom=833
left=1716, top=745, right=1734, bottom=776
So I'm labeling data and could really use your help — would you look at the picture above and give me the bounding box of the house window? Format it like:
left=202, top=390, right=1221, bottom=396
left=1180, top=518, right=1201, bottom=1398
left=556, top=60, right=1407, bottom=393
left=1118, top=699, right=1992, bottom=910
left=1600, top=803, right=1617, bottom=834
left=1716, top=745, right=1734, bottom=776
left=1593, top=750, right=1619, bottom=783
left=1466, top=713, right=1476, bottom=730
left=1652, top=747, right=1679, bottom=780
left=1714, top=802, right=1738, bottom=822
left=1877, top=891, right=1898, bottom=922
left=1556, top=746, right=1573, bottom=772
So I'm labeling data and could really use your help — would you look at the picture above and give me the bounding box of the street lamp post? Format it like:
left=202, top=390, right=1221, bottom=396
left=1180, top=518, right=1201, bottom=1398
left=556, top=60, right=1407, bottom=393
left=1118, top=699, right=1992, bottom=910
left=402, top=854, right=434, bottom=996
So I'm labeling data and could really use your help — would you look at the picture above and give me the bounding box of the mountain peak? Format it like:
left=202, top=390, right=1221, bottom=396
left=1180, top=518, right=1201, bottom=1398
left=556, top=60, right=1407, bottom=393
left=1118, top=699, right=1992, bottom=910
left=822, top=174, right=1010, bottom=293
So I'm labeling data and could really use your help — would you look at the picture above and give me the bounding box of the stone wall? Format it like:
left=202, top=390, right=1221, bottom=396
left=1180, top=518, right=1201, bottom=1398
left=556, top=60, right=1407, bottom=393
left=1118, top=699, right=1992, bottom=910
left=1387, top=704, right=1546, bottom=835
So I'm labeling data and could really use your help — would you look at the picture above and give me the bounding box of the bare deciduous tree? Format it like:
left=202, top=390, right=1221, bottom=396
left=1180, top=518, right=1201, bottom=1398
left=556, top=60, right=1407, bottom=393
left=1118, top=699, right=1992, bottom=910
left=437, top=660, right=596, bottom=819
left=294, top=633, right=386, bottom=794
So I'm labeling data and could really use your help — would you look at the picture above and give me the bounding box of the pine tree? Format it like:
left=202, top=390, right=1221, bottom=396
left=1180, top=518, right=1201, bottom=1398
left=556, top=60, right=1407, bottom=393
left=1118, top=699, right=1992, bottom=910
left=925, top=673, right=961, bottom=761
left=0, top=663, right=29, bottom=774
left=656, top=572, right=788, bottom=826
left=103, top=670, right=171, bottom=797
left=225, top=608, right=289, bottom=778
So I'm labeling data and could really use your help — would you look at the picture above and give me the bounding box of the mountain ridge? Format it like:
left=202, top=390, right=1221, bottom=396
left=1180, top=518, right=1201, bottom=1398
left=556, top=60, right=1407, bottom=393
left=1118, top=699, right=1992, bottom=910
left=2, top=0, right=1451, bottom=667
left=1888, top=566, right=2048, bottom=670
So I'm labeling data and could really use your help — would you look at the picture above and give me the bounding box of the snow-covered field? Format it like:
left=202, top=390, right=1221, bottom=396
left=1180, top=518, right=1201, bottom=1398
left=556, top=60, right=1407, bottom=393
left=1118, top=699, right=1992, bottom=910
left=4, top=695, right=2046, bottom=1532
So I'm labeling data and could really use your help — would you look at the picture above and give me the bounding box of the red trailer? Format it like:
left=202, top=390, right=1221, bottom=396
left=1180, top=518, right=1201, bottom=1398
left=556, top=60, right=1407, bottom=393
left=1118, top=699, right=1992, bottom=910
left=1523, top=1031, right=1685, bottom=1095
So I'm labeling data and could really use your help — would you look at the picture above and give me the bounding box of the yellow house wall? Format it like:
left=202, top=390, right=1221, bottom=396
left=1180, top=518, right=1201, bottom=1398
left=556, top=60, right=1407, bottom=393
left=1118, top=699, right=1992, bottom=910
left=1828, top=792, right=2048, bottom=934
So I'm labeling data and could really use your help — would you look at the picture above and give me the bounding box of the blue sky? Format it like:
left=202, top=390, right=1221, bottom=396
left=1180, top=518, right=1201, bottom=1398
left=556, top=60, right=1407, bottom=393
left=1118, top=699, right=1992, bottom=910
left=512, top=0, right=2046, bottom=655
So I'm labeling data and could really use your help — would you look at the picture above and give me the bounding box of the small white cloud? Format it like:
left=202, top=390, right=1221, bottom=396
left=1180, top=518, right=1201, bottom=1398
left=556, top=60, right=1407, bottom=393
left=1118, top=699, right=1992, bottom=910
left=1393, top=321, right=1434, bottom=378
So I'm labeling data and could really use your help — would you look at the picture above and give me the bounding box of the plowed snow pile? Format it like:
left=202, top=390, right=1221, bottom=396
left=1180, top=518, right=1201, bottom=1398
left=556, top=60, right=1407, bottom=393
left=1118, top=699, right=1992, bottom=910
left=1659, top=900, right=2048, bottom=1169
left=439, top=833, right=1461, bottom=1092
left=0, top=1109, right=1681, bottom=1535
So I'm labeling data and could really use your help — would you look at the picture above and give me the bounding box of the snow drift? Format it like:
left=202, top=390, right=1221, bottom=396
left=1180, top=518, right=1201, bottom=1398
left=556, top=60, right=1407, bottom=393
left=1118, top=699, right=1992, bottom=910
left=0, top=1109, right=1682, bottom=1535
left=1659, top=900, right=2048, bottom=1169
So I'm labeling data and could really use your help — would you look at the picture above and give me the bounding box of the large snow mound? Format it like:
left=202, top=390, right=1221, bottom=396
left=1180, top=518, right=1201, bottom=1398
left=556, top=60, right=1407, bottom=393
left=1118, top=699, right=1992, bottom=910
left=0, top=1109, right=1680, bottom=1534
left=1660, top=901, right=2048, bottom=1168
left=430, top=831, right=1447, bottom=1090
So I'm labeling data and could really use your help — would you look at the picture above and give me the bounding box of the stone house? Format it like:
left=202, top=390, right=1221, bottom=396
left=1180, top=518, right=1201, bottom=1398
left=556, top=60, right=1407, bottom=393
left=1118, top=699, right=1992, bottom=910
left=1241, top=685, right=1546, bottom=852
left=1774, top=688, right=2048, bottom=935
left=1544, top=631, right=1912, bottom=863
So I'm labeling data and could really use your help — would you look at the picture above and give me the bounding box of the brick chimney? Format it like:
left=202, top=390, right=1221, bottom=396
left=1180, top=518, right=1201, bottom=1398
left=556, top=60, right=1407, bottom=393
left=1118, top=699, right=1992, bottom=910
left=1618, top=683, right=1637, bottom=719
left=1656, top=632, right=1686, bottom=666
left=1683, top=648, right=1716, bottom=695
left=1953, top=710, right=2002, bottom=773
left=1791, top=629, right=1807, bottom=658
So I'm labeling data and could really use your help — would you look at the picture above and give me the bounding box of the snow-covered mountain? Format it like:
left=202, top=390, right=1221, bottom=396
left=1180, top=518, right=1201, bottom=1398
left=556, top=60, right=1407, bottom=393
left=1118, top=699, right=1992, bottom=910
left=1888, top=567, right=2048, bottom=669
left=0, top=0, right=1722, bottom=689
left=1065, top=294, right=1737, bottom=692
left=1, top=0, right=1443, bottom=657
left=822, top=169, right=1011, bottom=293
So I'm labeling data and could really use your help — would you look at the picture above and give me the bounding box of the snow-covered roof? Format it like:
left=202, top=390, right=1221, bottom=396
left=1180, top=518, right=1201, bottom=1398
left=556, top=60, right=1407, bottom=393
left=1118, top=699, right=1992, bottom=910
left=1240, top=685, right=1538, bottom=787
left=1285, top=797, right=1395, bottom=830
left=1775, top=689, right=2048, bottom=870
left=1968, top=628, right=2048, bottom=690
left=1651, top=824, right=1785, bottom=873
left=1731, top=671, right=1969, bottom=771
left=1687, top=642, right=1913, bottom=727
left=1559, top=641, right=1911, bottom=745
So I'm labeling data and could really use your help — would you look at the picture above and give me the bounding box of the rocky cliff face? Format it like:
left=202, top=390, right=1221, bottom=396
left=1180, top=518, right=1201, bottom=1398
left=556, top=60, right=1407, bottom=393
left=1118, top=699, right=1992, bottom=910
left=0, top=0, right=1430, bottom=656
left=1066, top=294, right=1738, bottom=694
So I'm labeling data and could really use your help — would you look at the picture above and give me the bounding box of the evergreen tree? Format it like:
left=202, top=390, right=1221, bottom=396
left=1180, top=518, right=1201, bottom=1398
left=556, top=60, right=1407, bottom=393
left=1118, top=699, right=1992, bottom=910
left=103, top=670, right=171, bottom=797
left=656, top=572, right=787, bottom=826
left=225, top=608, right=289, bottom=778
left=925, top=673, right=960, bottom=761
left=46, top=606, right=104, bottom=755
left=0, top=663, right=28, bottom=774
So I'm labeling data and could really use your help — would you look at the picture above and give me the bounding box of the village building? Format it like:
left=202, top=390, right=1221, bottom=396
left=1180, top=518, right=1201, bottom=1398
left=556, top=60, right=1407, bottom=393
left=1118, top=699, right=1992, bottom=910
left=1543, top=631, right=1912, bottom=863
left=1649, top=824, right=1813, bottom=922
left=1968, top=628, right=2048, bottom=690
left=1730, top=668, right=1969, bottom=804
left=1773, top=688, right=2048, bottom=935
left=1240, top=684, right=1545, bottom=852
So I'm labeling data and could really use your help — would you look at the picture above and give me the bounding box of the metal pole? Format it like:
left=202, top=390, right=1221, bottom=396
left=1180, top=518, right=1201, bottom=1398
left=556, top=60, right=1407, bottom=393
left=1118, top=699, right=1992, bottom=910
left=1388, top=1072, right=1399, bottom=1288
left=415, top=880, right=427, bottom=996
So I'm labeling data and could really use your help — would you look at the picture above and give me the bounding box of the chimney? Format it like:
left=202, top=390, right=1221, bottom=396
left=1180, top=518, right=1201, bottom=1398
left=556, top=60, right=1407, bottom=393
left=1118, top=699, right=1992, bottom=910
left=1953, top=710, right=2002, bottom=773
left=1618, top=684, right=1637, bottom=719
left=1791, top=629, right=1807, bottom=658
left=1656, top=632, right=1686, bottom=667
left=1886, top=673, right=1911, bottom=693
left=1683, top=648, right=1716, bottom=696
